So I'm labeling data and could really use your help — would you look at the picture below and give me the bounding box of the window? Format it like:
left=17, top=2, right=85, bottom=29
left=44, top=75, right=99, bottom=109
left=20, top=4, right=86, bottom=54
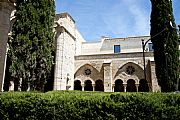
left=126, top=66, right=135, bottom=75
left=84, top=69, right=91, bottom=75
left=114, top=45, right=121, bottom=53
left=148, top=43, right=154, bottom=51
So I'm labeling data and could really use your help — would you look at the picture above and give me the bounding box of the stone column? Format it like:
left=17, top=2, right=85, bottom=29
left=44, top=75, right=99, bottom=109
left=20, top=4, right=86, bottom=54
left=81, top=84, right=84, bottom=91
left=103, top=63, right=112, bottom=92
left=92, top=84, right=95, bottom=91
left=112, top=84, right=115, bottom=92
left=0, top=0, right=15, bottom=91
left=123, top=84, right=127, bottom=92
left=135, top=84, right=139, bottom=92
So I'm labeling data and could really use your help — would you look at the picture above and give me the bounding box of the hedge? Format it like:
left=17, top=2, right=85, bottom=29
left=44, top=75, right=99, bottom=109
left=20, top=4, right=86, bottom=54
left=0, top=91, right=180, bottom=120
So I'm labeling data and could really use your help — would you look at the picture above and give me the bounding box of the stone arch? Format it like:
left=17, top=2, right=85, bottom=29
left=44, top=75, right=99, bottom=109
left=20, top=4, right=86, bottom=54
left=74, top=80, right=82, bottom=91
left=74, top=64, right=103, bottom=85
left=114, top=62, right=144, bottom=84
left=95, top=80, right=104, bottom=91
left=127, top=79, right=136, bottom=92
left=84, top=80, right=93, bottom=91
left=75, top=63, right=102, bottom=74
left=124, top=75, right=139, bottom=85
left=114, top=79, right=124, bottom=92
left=119, top=61, right=144, bottom=71
left=138, top=79, right=149, bottom=92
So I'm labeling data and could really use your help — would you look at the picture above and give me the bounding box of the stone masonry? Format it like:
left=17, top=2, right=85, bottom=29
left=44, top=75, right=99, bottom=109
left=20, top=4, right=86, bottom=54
left=0, top=0, right=14, bottom=91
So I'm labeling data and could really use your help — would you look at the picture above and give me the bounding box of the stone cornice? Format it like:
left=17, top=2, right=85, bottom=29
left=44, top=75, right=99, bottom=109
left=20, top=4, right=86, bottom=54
left=55, top=13, right=75, bottom=23
left=75, top=52, right=154, bottom=60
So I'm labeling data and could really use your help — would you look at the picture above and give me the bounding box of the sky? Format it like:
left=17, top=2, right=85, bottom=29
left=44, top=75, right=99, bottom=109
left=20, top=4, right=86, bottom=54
left=55, top=0, right=180, bottom=42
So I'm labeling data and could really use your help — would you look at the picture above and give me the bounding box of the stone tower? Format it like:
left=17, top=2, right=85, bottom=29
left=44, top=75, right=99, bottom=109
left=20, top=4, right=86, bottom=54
left=0, top=0, right=15, bottom=91
left=53, top=13, right=85, bottom=90
left=53, top=13, right=76, bottom=90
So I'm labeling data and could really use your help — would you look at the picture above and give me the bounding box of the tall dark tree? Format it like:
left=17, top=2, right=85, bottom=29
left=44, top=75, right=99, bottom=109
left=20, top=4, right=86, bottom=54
left=8, top=0, right=55, bottom=91
left=150, top=0, right=179, bottom=92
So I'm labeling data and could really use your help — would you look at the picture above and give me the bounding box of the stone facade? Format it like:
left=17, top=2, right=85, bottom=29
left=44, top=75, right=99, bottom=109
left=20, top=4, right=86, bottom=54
left=0, top=0, right=15, bottom=91
left=0, top=7, right=161, bottom=92
left=55, top=13, right=161, bottom=92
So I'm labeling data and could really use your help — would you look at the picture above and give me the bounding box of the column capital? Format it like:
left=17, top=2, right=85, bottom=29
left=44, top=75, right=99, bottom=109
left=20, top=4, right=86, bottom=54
left=123, top=83, right=127, bottom=87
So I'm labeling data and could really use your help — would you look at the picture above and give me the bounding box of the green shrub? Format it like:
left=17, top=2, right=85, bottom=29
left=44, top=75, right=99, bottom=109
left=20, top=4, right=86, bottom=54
left=0, top=91, right=180, bottom=119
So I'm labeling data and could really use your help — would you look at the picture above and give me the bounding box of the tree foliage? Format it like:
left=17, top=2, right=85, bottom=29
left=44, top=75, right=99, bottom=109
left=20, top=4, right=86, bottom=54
left=150, top=0, right=179, bottom=92
left=8, top=0, right=55, bottom=91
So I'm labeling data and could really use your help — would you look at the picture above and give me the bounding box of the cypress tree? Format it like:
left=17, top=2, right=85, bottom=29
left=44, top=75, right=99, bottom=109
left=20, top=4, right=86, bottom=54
left=150, top=0, right=179, bottom=92
left=8, top=0, right=55, bottom=91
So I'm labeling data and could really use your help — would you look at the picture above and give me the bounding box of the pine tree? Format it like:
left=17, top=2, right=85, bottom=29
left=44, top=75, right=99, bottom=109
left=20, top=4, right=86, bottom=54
left=8, top=0, right=55, bottom=91
left=150, top=0, right=179, bottom=92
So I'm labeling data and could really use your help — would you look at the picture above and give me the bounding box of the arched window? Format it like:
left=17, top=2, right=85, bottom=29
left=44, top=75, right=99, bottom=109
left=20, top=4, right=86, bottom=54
left=114, top=79, right=124, bottom=92
left=74, top=80, right=82, bottom=91
left=139, top=79, right=149, bottom=92
left=127, top=79, right=136, bottom=92
left=84, top=80, right=93, bottom=91
left=95, top=80, right=104, bottom=91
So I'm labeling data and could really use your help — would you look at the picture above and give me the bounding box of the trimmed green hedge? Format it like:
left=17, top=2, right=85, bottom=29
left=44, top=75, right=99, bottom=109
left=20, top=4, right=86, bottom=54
left=0, top=91, right=180, bottom=119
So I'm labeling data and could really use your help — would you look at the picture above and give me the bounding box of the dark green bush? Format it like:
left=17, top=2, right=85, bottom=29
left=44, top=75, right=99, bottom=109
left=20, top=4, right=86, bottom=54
left=0, top=91, right=180, bottom=120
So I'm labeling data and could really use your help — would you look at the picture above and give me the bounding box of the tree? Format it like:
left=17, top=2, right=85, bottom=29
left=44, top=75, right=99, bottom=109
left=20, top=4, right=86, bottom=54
left=8, top=0, right=55, bottom=91
left=150, top=0, right=179, bottom=92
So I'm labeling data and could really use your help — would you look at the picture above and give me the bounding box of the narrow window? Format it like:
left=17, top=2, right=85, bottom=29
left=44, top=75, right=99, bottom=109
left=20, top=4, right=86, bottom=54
left=148, top=43, right=154, bottom=51
left=114, top=45, right=121, bottom=53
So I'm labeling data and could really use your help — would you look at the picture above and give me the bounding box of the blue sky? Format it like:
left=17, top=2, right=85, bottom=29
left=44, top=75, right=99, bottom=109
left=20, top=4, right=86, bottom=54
left=55, top=0, right=180, bottom=42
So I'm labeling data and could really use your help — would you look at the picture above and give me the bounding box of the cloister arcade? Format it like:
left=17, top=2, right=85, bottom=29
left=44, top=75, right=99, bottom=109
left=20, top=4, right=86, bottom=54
left=74, top=79, right=149, bottom=92
left=74, top=62, right=149, bottom=92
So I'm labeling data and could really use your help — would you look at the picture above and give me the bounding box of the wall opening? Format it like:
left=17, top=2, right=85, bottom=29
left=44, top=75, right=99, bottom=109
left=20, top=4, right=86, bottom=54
left=95, top=80, right=104, bottom=91
left=127, top=79, right=136, bottom=92
left=114, top=79, right=124, bottom=92
left=84, top=80, right=93, bottom=91
left=138, top=79, right=149, bottom=92
left=74, top=80, right=82, bottom=91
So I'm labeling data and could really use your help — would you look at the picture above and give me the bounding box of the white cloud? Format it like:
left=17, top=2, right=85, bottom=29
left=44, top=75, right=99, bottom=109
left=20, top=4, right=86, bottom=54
left=97, top=0, right=151, bottom=38
left=121, top=0, right=150, bottom=36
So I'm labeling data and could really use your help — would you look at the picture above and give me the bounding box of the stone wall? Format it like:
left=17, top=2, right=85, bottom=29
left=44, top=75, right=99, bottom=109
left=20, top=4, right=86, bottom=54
left=74, top=55, right=159, bottom=92
left=53, top=13, right=85, bottom=90
left=0, top=0, right=14, bottom=91
left=150, top=61, right=161, bottom=92
left=81, top=36, right=152, bottom=55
